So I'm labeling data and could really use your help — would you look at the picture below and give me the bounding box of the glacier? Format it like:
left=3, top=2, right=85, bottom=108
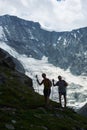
left=0, top=41, right=87, bottom=110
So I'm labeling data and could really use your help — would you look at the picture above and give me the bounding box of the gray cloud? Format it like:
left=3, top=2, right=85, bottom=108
left=0, top=0, right=87, bottom=31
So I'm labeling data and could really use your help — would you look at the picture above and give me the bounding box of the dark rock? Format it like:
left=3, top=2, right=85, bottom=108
left=77, top=103, right=87, bottom=117
left=10, top=71, right=33, bottom=89
left=0, top=73, right=6, bottom=84
left=3, top=56, right=15, bottom=70
left=12, top=58, right=25, bottom=73
left=0, top=48, right=25, bottom=73
left=0, top=48, right=7, bottom=59
left=0, top=48, right=33, bottom=89
left=24, top=75, right=33, bottom=88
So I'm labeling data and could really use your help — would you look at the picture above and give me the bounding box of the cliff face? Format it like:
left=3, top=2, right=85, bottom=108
left=0, top=48, right=33, bottom=89
left=0, top=48, right=25, bottom=73
left=0, top=15, right=87, bottom=75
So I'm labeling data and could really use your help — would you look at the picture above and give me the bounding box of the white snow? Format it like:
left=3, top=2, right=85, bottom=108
left=63, top=38, right=67, bottom=46
left=53, top=43, right=56, bottom=47
left=74, top=33, right=77, bottom=39
left=4, top=26, right=10, bottom=36
left=0, top=26, right=3, bottom=38
left=0, top=26, right=8, bottom=41
left=57, top=37, right=62, bottom=44
left=28, top=29, right=35, bottom=40
left=28, top=29, right=38, bottom=41
left=58, top=36, right=61, bottom=41
left=0, top=41, right=87, bottom=109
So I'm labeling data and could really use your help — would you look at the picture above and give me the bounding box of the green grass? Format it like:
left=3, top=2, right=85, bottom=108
left=0, top=66, right=87, bottom=130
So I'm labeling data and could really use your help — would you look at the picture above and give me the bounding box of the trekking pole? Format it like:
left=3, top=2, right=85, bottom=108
left=51, top=85, right=53, bottom=100
left=51, top=79, right=54, bottom=100
left=34, top=76, right=37, bottom=92
left=35, top=75, right=39, bottom=94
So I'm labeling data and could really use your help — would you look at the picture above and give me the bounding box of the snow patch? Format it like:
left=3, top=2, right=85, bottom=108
left=0, top=26, right=8, bottom=41
left=58, top=36, right=61, bottom=41
left=53, top=43, right=56, bottom=47
left=74, top=33, right=77, bottom=39
left=63, top=38, right=67, bottom=46
left=0, top=26, right=3, bottom=38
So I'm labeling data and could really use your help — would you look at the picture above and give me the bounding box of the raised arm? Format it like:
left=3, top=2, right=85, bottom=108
left=52, top=79, right=57, bottom=86
left=36, top=75, right=43, bottom=85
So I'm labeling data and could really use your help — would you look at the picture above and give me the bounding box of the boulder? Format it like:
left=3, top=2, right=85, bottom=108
left=0, top=48, right=25, bottom=73
left=78, top=103, right=87, bottom=117
left=0, top=48, right=33, bottom=89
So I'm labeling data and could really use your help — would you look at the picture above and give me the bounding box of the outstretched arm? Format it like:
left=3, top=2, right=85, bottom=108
left=36, top=75, right=43, bottom=85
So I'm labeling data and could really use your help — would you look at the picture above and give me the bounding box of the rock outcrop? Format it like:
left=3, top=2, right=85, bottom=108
left=78, top=103, right=87, bottom=117
left=0, top=48, right=33, bottom=89
left=0, top=48, right=25, bottom=73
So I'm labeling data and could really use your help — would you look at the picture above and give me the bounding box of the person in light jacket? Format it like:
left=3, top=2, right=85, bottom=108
left=52, top=75, right=68, bottom=108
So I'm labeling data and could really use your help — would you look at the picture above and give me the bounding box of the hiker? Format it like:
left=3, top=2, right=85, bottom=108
left=36, top=73, right=52, bottom=106
left=52, top=75, right=68, bottom=108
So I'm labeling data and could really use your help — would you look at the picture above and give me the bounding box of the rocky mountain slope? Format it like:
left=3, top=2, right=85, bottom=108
left=0, top=48, right=25, bottom=74
left=0, top=48, right=87, bottom=130
left=0, top=48, right=33, bottom=89
left=0, top=15, right=87, bottom=76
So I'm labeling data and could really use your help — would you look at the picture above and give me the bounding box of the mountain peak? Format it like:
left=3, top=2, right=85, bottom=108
left=0, top=14, right=41, bottom=29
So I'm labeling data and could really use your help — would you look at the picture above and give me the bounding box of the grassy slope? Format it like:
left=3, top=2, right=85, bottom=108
left=0, top=66, right=87, bottom=130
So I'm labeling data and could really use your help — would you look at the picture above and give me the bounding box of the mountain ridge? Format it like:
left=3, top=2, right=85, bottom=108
left=0, top=14, right=87, bottom=76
